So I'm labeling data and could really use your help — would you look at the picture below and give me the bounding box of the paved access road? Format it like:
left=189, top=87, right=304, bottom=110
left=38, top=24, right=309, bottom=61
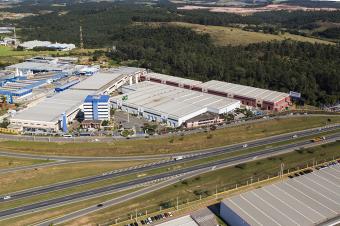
left=0, top=123, right=339, bottom=162
left=0, top=125, right=339, bottom=204
left=0, top=132, right=339, bottom=221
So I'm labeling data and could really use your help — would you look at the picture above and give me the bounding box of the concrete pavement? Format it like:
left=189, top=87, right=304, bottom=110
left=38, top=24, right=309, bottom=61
left=1, top=126, right=339, bottom=205
left=0, top=125, right=339, bottom=205
left=0, top=134, right=339, bottom=221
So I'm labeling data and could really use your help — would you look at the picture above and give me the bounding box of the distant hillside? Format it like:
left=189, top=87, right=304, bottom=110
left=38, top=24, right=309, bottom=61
left=166, top=22, right=334, bottom=46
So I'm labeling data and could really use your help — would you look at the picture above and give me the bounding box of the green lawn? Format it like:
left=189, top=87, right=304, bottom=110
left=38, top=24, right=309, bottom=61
left=64, top=140, right=340, bottom=225
left=0, top=188, right=141, bottom=226
left=0, top=160, right=150, bottom=194
left=0, top=46, right=68, bottom=66
left=0, top=156, right=51, bottom=169
left=0, top=116, right=338, bottom=157
left=1, top=139, right=339, bottom=225
left=2, top=132, right=329, bottom=212
left=167, top=22, right=334, bottom=46
left=0, top=46, right=103, bottom=66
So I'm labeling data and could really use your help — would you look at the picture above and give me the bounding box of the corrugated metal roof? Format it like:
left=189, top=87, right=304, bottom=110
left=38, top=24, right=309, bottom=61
left=6, top=61, right=74, bottom=72
left=12, top=89, right=93, bottom=123
left=157, top=215, right=198, bottom=226
left=198, top=80, right=289, bottom=104
left=10, top=67, right=143, bottom=124
left=145, top=72, right=202, bottom=86
left=112, top=82, right=239, bottom=119
left=221, top=164, right=340, bottom=226
left=71, top=67, right=143, bottom=92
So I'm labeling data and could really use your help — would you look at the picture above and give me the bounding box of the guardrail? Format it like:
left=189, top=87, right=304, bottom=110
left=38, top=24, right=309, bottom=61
left=106, top=156, right=340, bottom=226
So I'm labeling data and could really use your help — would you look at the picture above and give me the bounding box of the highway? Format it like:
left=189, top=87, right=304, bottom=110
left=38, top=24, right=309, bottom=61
left=0, top=122, right=339, bottom=161
left=0, top=132, right=339, bottom=221
left=0, top=125, right=340, bottom=203
left=1, top=125, right=339, bottom=204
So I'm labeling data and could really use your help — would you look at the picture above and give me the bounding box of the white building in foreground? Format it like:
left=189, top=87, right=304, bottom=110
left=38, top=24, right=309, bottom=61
left=10, top=67, right=145, bottom=132
left=112, top=82, right=240, bottom=127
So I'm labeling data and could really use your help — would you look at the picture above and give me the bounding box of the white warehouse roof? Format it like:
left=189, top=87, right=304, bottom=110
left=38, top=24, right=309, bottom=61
left=144, top=72, right=202, bottom=86
left=6, top=61, right=75, bottom=72
left=221, top=164, right=340, bottom=226
left=198, top=80, right=289, bottom=104
left=114, top=82, right=240, bottom=120
left=11, top=89, right=93, bottom=123
left=19, top=40, right=51, bottom=49
left=71, top=67, right=144, bottom=92
left=156, top=216, right=198, bottom=226
left=10, top=67, right=145, bottom=130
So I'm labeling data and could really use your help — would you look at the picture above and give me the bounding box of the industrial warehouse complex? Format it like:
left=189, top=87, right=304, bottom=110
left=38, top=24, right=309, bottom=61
left=220, top=164, right=340, bottom=226
left=10, top=66, right=145, bottom=132
left=0, top=56, right=292, bottom=133
left=140, top=73, right=291, bottom=112
left=112, top=81, right=240, bottom=127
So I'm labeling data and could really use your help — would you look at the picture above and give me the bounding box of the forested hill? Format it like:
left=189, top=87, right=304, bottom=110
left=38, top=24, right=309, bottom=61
left=107, top=26, right=340, bottom=106
left=2, top=1, right=340, bottom=106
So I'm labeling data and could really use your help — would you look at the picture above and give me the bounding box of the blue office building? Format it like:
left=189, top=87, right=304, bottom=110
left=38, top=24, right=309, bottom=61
left=83, top=95, right=110, bottom=121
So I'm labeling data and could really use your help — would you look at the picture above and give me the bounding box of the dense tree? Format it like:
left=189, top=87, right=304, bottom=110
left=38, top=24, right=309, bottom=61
left=106, top=26, right=340, bottom=106
left=1, top=1, right=339, bottom=106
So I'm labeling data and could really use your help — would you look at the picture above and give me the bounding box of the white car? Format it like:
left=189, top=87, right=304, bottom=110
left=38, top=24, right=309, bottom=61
left=292, top=135, right=298, bottom=138
left=242, top=144, right=248, bottom=148
left=3, top=195, right=11, bottom=200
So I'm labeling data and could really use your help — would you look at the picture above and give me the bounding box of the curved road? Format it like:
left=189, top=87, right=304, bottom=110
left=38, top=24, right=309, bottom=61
left=0, top=124, right=339, bottom=162
left=0, top=125, right=339, bottom=203
left=0, top=133, right=339, bottom=220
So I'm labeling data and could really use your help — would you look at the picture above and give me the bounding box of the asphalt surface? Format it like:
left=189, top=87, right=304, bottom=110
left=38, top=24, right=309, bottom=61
left=36, top=173, right=200, bottom=226
left=0, top=161, right=72, bottom=175
left=0, top=114, right=337, bottom=143
left=0, top=124, right=339, bottom=204
left=0, top=123, right=339, bottom=162
left=0, top=132, right=339, bottom=221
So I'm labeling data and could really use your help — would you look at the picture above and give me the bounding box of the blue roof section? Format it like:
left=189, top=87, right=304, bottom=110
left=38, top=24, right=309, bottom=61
left=84, top=95, right=110, bottom=103
left=55, top=80, right=80, bottom=92
left=0, top=88, right=32, bottom=97
left=0, top=72, right=68, bottom=99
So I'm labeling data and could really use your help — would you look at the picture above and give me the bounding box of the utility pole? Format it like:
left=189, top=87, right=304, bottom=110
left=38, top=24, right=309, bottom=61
left=13, top=27, right=17, bottom=45
left=135, top=209, right=137, bottom=221
left=79, top=24, right=84, bottom=49
left=215, top=185, right=218, bottom=199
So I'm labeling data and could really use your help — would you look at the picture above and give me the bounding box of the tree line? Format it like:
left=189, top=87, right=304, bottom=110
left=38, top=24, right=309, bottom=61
left=106, top=25, right=340, bottom=106
left=1, top=1, right=339, bottom=105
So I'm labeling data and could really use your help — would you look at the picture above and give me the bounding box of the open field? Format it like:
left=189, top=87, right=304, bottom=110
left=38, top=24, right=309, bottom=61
left=0, top=161, right=148, bottom=194
left=177, top=4, right=339, bottom=14
left=0, top=116, right=338, bottom=157
left=0, top=46, right=68, bottom=66
left=170, top=22, right=334, bottom=46
left=2, top=130, right=337, bottom=213
left=0, top=156, right=50, bottom=169
left=1, top=138, right=339, bottom=225
left=0, top=46, right=104, bottom=66
left=64, top=141, right=340, bottom=225
left=2, top=132, right=328, bottom=211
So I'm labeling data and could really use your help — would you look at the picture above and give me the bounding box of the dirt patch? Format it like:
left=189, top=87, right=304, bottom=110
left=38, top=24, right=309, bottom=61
left=178, top=4, right=339, bottom=15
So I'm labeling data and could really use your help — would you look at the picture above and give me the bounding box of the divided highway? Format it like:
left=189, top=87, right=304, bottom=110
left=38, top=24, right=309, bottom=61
left=0, top=132, right=339, bottom=220
left=1, top=124, right=339, bottom=204
left=0, top=124, right=339, bottom=162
